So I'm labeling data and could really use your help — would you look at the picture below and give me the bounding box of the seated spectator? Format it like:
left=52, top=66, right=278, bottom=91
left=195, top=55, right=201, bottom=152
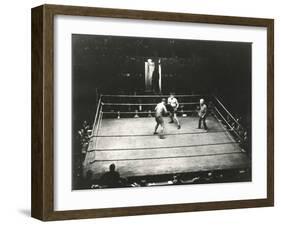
left=83, top=170, right=94, bottom=189
left=100, top=164, right=122, bottom=188
left=172, top=175, right=183, bottom=185
left=82, top=120, right=90, bottom=130
left=77, top=120, right=91, bottom=151
left=226, top=115, right=231, bottom=124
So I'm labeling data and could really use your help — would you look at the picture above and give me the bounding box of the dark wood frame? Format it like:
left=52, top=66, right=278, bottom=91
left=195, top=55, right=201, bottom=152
left=31, top=4, right=274, bottom=221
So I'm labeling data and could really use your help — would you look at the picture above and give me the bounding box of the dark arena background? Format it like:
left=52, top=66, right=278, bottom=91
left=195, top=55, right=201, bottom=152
left=72, top=34, right=252, bottom=190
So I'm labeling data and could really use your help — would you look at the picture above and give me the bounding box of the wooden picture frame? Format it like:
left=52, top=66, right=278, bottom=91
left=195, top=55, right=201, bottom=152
left=31, top=4, right=274, bottom=221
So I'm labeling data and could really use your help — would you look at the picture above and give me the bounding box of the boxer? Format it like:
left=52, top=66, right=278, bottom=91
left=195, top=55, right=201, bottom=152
left=154, top=98, right=168, bottom=138
left=167, top=93, right=181, bottom=129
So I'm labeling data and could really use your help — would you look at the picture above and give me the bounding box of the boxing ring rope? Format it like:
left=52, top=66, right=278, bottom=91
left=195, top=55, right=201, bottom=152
left=102, top=110, right=195, bottom=114
left=89, top=141, right=237, bottom=152
left=96, top=108, right=103, bottom=135
left=102, top=102, right=198, bottom=106
left=213, top=96, right=244, bottom=130
left=91, top=151, right=242, bottom=163
left=214, top=107, right=242, bottom=139
left=89, top=97, right=103, bottom=152
left=101, top=94, right=203, bottom=98
left=91, top=97, right=102, bottom=136
left=90, top=129, right=229, bottom=138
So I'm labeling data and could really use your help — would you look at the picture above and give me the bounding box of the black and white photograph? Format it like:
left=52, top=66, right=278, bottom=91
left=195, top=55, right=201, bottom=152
left=72, top=34, right=252, bottom=190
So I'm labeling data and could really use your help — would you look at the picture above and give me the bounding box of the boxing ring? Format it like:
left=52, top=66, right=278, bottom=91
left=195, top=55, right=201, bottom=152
left=83, top=94, right=250, bottom=183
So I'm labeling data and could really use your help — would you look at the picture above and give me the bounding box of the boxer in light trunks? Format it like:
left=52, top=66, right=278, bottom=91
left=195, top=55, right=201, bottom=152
left=154, top=98, right=168, bottom=138
left=167, top=93, right=181, bottom=129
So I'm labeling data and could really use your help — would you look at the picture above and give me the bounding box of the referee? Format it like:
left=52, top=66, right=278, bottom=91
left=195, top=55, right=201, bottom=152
left=198, top=98, right=208, bottom=130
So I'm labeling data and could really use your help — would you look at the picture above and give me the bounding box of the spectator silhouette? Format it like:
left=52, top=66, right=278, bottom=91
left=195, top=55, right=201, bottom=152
left=100, top=164, right=122, bottom=188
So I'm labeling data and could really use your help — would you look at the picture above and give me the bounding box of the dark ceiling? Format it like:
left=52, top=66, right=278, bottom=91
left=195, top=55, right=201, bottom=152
left=72, top=34, right=252, bottom=126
